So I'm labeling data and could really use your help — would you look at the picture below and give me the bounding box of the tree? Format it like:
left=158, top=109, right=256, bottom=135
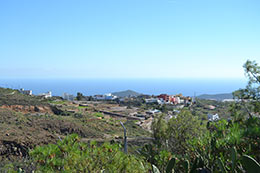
left=233, top=60, right=260, bottom=117
left=76, top=92, right=84, bottom=101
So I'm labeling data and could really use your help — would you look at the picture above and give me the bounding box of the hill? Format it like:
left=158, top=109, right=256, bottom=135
left=0, top=87, right=48, bottom=106
left=197, top=93, right=233, bottom=101
left=112, top=90, right=141, bottom=98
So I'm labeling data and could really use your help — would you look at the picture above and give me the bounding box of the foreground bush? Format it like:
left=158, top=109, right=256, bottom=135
left=30, top=134, right=149, bottom=172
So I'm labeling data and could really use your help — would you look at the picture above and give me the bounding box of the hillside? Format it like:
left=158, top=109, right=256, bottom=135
left=0, top=88, right=150, bottom=163
left=197, top=93, right=233, bottom=101
left=112, top=90, right=141, bottom=98
left=0, top=87, right=48, bottom=106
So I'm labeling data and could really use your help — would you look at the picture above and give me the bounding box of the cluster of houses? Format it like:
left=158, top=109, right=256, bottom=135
left=93, top=93, right=118, bottom=101
left=145, top=94, right=194, bottom=106
left=19, top=88, right=52, bottom=98
left=19, top=88, right=119, bottom=102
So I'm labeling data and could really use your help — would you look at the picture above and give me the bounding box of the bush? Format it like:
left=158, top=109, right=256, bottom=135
left=30, top=134, right=149, bottom=172
left=152, top=110, right=204, bottom=156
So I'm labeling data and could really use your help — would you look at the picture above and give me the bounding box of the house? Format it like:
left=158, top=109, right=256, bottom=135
left=208, top=113, right=219, bottom=121
left=174, top=97, right=181, bottom=104
left=157, top=94, right=184, bottom=105
left=20, top=88, right=32, bottom=95
left=62, top=93, right=74, bottom=101
left=93, top=95, right=105, bottom=100
left=104, top=93, right=117, bottom=100
left=145, top=98, right=163, bottom=104
left=93, top=93, right=117, bottom=100
left=145, top=98, right=157, bottom=103
left=38, top=91, right=52, bottom=98
left=158, top=94, right=169, bottom=102
left=222, top=99, right=235, bottom=102
left=146, top=109, right=161, bottom=115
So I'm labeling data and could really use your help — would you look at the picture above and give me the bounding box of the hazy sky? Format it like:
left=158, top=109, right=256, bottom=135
left=0, top=0, right=259, bottom=79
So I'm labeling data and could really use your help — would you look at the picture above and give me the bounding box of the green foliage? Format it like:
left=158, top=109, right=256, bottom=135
left=146, top=110, right=205, bottom=172
left=233, top=60, right=260, bottom=116
left=152, top=114, right=168, bottom=147
left=93, top=112, right=104, bottom=118
left=230, top=147, right=237, bottom=172
left=182, top=160, right=189, bottom=173
left=244, top=60, right=260, bottom=85
left=242, top=155, right=260, bottom=173
left=76, top=92, right=84, bottom=101
left=30, top=134, right=149, bottom=172
left=188, top=117, right=260, bottom=172
left=217, top=158, right=227, bottom=173
left=139, top=144, right=172, bottom=172
left=165, top=157, right=176, bottom=173
left=152, top=110, right=204, bottom=156
left=49, top=100, right=67, bottom=105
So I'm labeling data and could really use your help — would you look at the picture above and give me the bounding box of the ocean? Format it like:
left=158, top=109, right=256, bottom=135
left=0, top=78, right=247, bottom=97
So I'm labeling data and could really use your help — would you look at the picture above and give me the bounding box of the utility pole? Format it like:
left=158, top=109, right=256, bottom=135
left=193, top=92, right=197, bottom=104
left=120, top=121, right=127, bottom=154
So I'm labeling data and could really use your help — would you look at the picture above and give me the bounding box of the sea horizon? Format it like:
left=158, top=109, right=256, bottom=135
left=0, top=78, right=247, bottom=97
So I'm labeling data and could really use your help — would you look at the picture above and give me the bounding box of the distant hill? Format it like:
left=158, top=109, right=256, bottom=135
left=197, top=93, right=233, bottom=101
left=112, top=90, right=141, bottom=98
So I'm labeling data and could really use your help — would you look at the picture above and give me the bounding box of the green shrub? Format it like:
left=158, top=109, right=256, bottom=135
left=30, top=134, right=149, bottom=172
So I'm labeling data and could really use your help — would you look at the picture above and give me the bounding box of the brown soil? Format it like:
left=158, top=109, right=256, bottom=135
left=0, top=105, right=53, bottom=114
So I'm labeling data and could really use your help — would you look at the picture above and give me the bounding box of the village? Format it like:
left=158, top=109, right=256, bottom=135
left=18, top=88, right=221, bottom=131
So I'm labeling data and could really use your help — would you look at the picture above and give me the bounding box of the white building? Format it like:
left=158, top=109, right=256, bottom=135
left=93, top=93, right=117, bottom=100
left=145, top=98, right=164, bottom=104
left=208, top=113, right=220, bottom=121
left=20, top=88, right=32, bottom=95
left=147, top=109, right=161, bottom=115
left=62, top=93, right=74, bottom=101
left=145, top=98, right=158, bottom=103
left=39, top=91, right=52, bottom=98
left=175, top=97, right=181, bottom=104
left=222, top=99, right=235, bottom=102
left=104, top=93, right=117, bottom=100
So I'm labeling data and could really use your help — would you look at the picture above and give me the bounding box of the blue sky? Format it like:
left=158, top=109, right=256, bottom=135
left=0, top=0, right=259, bottom=79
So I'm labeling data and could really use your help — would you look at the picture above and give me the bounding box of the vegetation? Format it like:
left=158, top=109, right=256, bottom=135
left=152, top=110, right=204, bottom=156
left=1, top=60, right=260, bottom=172
left=76, top=92, right=84, bottom=101
left=0, top=88, right=48, bottom=106
left=139, top=60, right=260, bottom=172
left=30, top=134, right=149, bottom=172
left=190, top=98, right=231, bottom=120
